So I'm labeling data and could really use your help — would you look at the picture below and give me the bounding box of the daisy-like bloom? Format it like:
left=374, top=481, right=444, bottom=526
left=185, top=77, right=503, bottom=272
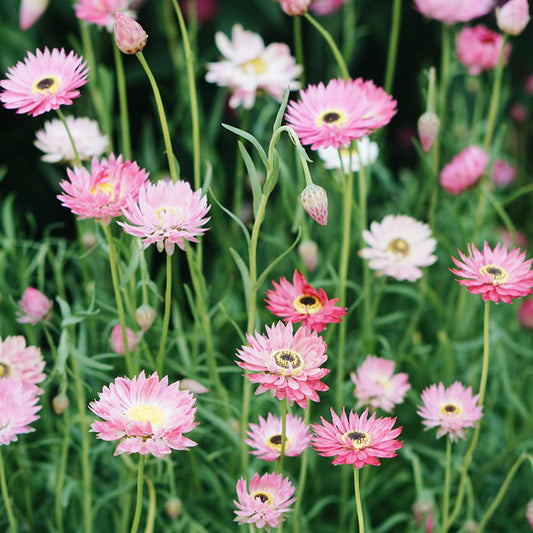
left=0, top=336, right=45, bottom=395
left=312, top=407, right=403, bottom=467
left=109, top=324, right=141, bottom=354
left=439, top=145, right=488, bottom=195
left=17, top=287, right=53, bottom=325
left=57, top=153, right=149, bottom=225
left=74, top=0, right=135, bottom=31
left=245, top=412, right=311, bottom=461
left=265, top=271, right=346, bottom=332
left=234, top=472, right=296, bottom=531
left=413, top=0, right=494, bottom=25
left=0, top=378, right=41, bottom=446
left=350, top=355, right=411, bottom=413
left=317, top=136, right=379, bottom=173
left=20, top=0, right=49, bottom=30
left=205, top=24, right=302, bottom=109
left=236, top=321, right=329, bottom=409
left=518, top=299, right=533, bottom=329
left=491, top=158, right=517, bottom=187
left=0, top=47, right=88, bottom=117
left=310, top=0, right=349, bottom=16
left=417, top=382, right=483, bottom=442
left=451, top=242, right=533, bottom=304
left=119, top=179, right=210, bottom=255
left=89, top=370, right=198, bottom=457
left=35, top=116, right=109, bottom=164
left=285, top=78, right=397, bottom=150
left=359, top=214, right=437, bottom=282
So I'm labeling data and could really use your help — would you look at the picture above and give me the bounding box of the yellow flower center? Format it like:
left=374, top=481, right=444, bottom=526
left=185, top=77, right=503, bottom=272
left=440, top=403, right=463, bottom=416
left=126, top=403, right=165, bottom=429
left=315, top=109, right=347, bottom=128
left=479, top=264, right=509, bottom=285
left=0, top=362, right=10, bottom=377
left=343, top=430, right=371, bottom=450
left=267, top=433, right=292, bottom=452
left=90, top=182, right=115, bottom=198
left=252, top=491, right=273, bottom=506
left=293, top=294, right=322, bottom=315
left=272, top=349, right=304, bottom=375
left=387, top=238, right=410, bottom=257
left=32, top=75, right=61, bottom=95
left=241, top=57, right=267, bottom=75
left=155, top=206, right=180, bottom=225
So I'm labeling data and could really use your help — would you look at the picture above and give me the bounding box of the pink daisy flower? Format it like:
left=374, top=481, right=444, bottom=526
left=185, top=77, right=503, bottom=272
left=310, top=0, right=349, bottom=16
left=17, top=287, right=53, bottom=325
left=417, top=382, right=483, bottom=442
left=245, top=412, right=311, bottom=461
left=57, top=153, right=149, bottom=225
left=265, top=271, right=346, bottom=332
left=359, top=214, right=437, bottom=282
left=109, top=324, right=142, bottom=354
left=119, top=179, right=210, bottom=255
left=285, top=78, right=397, bottom=150
left=439, top=145, right=489, bottom=195
left=413, top=0, right=494, bottom=25
left=74, top=0, right=135, bottom=31
left=0, top=336, right=45, bottom=395
left=312, top=407, right=403, bottom=468
left=450, top=242, right=533, bottom=304
left=236, top=321, right=329, bottom=409
left=234, top=472, right=296, bottom=531
left=0, top=378, right=41, bottom=446
left=89, top=370, right=198, bottom=458
left=350, top=355, right=411, bottom=413
left=0, top=47, right=88, bottom=117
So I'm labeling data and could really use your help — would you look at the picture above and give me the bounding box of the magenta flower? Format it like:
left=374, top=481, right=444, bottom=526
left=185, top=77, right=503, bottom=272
left=413, top=0, right=494, bottom=25
left=119, top=179, right=210, bottom=255
left=57, top=153, right=149, bottom=225
left=0, top=47, right=88, bottom=117
left=312, top=407, right=403, bottom=468
left=17, top=287, right=53, bottom=325
left=417, top=382, right=483, bottom=442
left=439, top=145, right=488, bottom=195
left=285, top=78, right=397, bottom=150
left=451, top=242, right=533, bottom=304
left=236, top=321, right=329, bottom=409
left=491, top=158, right=517, bottom=188
left=245, top=412, right=311, bottom=461
left=109, top=324, right=141, bottom=354
left=74, top=0, right=135, bottom=31
left=234, top=472, right=296, bottom=531
left=265, top=270, right=346, bottom=332
left=89, top=371, right=198, bottom=458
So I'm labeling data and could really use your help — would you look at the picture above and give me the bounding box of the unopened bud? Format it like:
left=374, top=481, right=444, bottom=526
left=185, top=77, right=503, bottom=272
left=496, top=0, right=530, bottom=35
left=298, top=240, right=319, bottom=272
left=280, top=0, right=311, bottom=16
left=417, top=111, right=440, bottom=153
left=19, top=0, right=49, bottom=30
left=135, top=304, right=156, bottom=332
left=114, top=12, right=148, bottom=54
left=179, top=379, right=209, bottom=395
left=52, top=393, right=69, bottom=414
left=82, top=232, right=98, bottom=250
left=459, top=520, right=478, bottom=533
left=299, top=184, right=328, bottom=226
left=165, top=498, right=182, bottom=520
left=110, top=324, right=142, bottom=354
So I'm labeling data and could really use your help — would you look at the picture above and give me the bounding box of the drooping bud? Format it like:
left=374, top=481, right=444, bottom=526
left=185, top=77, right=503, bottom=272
left=496, top=0, right=530, bottom=35
left=417, top=111, right=440, bottom=153
left=179, top=379, right=209, bottom=395
left=299, top=184, right=328, bottom=226
left=114, top=12, right=148, bottom=54
left=110, top=324, right=142, bottom=354
left=280, top=0, right=311, bottom=16
left=17, top=287, right=53, bottom=325
left=135, top=304, right=156, bottom=332
left=19, top=0, right=49, bottom=30
left=52, top=393, right=69, bottom=414
left=165, top=498, right=182, bottom=520
left=298, top=240, right=319, bottom=272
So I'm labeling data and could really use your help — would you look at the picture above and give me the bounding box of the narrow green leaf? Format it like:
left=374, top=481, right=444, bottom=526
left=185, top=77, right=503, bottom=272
left=209, top=187, right=250, bottom=246
left=229, top=248, right=251, bottom=309
left=221, top=123, right=268, bottom=168
left=237, top=141, right=262, bottom=217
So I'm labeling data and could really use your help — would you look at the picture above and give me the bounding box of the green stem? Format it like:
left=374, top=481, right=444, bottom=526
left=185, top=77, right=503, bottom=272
left=55, top=405, right=71, bottom=533
left=438, top=25, right=451, bottom=121
left=143, top=474, right=156, bottom=533
left=56, top=108, right=82, bottom=166
left=442, top=438, right=452, bottom=533
left=292, top=404, right=310, bottom=533
left=113, top=39, right=132, bottom=161
left=293, top=16, right=305, bottom=86
left=383, top=0, right=402, bottom=94
left=479, top=300, right=491, bottom=407
left=130, top=455, right=146, bottom=533
left=354, top=468, right=365, bottom=533
left=276, top=399, right=288, bottom=474
left=157, top=254, right=173, bottom=375
left=0, top=448, right=17, bottom=533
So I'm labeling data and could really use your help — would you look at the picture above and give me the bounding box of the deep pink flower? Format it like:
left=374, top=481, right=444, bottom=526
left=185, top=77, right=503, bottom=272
left=114, top=12, right=147, bottom=54
left=310, top=0, right=348, bottom=16
left=439, top=145, right=488, bottom=195
left=285, top=78, right=397, bottom=150
left=17, top=287, right=53, bottom=325
left=109, top=324, right=141, bottom=354
left=312, top=407, right=403, bottom=467
left=451, top=242, right=533, bottom=304
left=413, top=0, right=494, bottom=25
left=89, top=371, right=198, bottom=457
left=491, top=158, right=517, bottom=187
left=265, top=270, right=346, bottom=332
left=236, top=321, right=329, bottom=409
left=417, top=382, right=483, bottom=442
left=496, top=0, right=530, bottom=35
left=19, top=0, right=49, bottom=30
left=0, top=47, right=88, bottom=117
left=75, top=0, right=134, bottom=31
left=518, top=299, right=533, bottom=329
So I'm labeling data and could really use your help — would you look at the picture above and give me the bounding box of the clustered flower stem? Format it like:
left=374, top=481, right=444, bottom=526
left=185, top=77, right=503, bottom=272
left=0, top=448, right=17, bottom=533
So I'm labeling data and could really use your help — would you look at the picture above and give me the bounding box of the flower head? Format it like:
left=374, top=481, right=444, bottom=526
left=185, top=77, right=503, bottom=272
left=317, top=136, right=379, bottom=172
left=360, top=214, right=437, bottom=282
left=234, top=472, right=296, bottom=531
left=450, top=242, right=533, bottom=303
left=439, top=145, right=488, bottom=195
left=310, top=0, right=349, bottom=15
left=109, top=324, right=141, bottom=354
left=20, top=0, right=49, bottom=30
left=312, top=407, right=403, bottom=467
left=75, top=0, right=135, bottom=31
left=17, top=287, right=53, bottom=325
left=114, top=12, right=148, bottom=54
left=491, top=158, right=517, bottom=187
left=119, top=179, right=210, bottom=255
left=236, top=321, right=329, bottom=408
left=417, top=382, right=483, bottom=442
left=299, top=184, right=328, bottom=225
left=89, top=370, right=198, bottom=457
left=417, top=111, right=441, bottom=153
left=413, top=0, right=494, bottom=25
left=496, top=0, right=530, bottom=35
left=0, top=47, right=88, bottom=117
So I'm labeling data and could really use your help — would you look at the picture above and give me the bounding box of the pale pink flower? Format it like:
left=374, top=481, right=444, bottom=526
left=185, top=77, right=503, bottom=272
left=413, top=0, right=494, bottom=25
left=350, top=355, right=411, bottom=412
left=17, top=287, right=53, bottom=325
left=417, top=111, right=441, bottom=153
left=317, top=136, right=379, bottom=172
left=518, top=299, right=533, bottom=329
left=89, top=370, right=198, bottom=457
left=75, top=0, right=135, bottom=31
left=491, top=158, right=517, bottom=187
left=19, top=0, right=49, bottom=30
left=245, top=412, right=311, bottom=461
left=360, top=214, right=437, bottom=282
left=312, top=407, right=403, bottom=467
left=109, top=324, right=141, bottom=354
left=205, top=24, right=302, bottom=109
left=299, top=184, right=328, bottom=225
left=450, top=242, right=533, bottom=304
left=310, top=0, right=348, bottom=16
left=286, top=78, right=397, bottom=150
left=417, top=382, right=483, bottom=442
left=456, top=25, right=510, bottom=76
left=236, top=321, right=329, bottom=409
left=0, top=47, right=88, bottom=117
left=114, top=12, right=147, bottom=54
left=234, top=472, right=296, bottom=531
left=439, top=145, right=488, bottom=195
left=0, top=378, right=41, bottom=446
left=495, top=227, right=528, bottom=249
left=265, top=270, right=346, bottom=332
left=280, top=0, right=311, bottom=15
left=58, top=154, right=149, bottom=225
left=119, top=179, right=210, bottom=255
left=298, top=240, right=319, bottom=272
left=496, top=0, right=530, bottom=35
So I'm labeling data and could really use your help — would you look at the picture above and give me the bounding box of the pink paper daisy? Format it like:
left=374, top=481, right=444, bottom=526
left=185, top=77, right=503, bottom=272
left=234, top=472, right=296, bottom=531
left=119, top=179, right=210, bottom=255
left=350, top=355, right=411, bottom=413
left=57, top=153, right=149, bottom=225
left=245, top=412, right=311, bottom=461
left=312, top=407, right=403, bottom=467
left=0, top=47, right=88, bottom=117
left=439, top=145, right=489, bottom=195
left=17, top=287, right=53, bottom=325
left=413, top=0, right=494, bottom=25
left=450, top=242, right=533, bottom=304
left=359, top=214, right=437, bottom=282
left=417, top=382, right=483, bottom=442
left=265, top=270, right=346, bottom=332
left=74, top=0, right=135, bottom=31
left=236, top=321, right=329, bottom=409
left=0, top=378, right=41, bottom=446
left=285, top=78, right=397, bottom=150
left=89, top=370, right=198, bottom=458
left=109, top=324, right=141, bottom=354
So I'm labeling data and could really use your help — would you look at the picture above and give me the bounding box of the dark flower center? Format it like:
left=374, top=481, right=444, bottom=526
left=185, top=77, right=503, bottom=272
left=37, top=77, right=55, bottom=90
left=0, top=362, right=10, bottom=377
left=273, top=349, right=304, bottom=375
left=479, top=264, right=509, bottom=285
left=252, top=492, right=272, bottom=505
left=33, top=75, right=60, bottom=95
left=323, top=112, right=341, bottom=123
left=267, top=433, right=291, bottom=451
left=316, top=108, right=347, bottom=128
left=343, top=430, right=370, bottom=449
left=293, top=293, right=322, bottom=314
left=440, top=402, right=463, bottom=416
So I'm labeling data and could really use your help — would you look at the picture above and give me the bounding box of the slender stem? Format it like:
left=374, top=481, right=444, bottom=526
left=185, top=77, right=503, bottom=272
left=441, top=438, right=452, bottom=533
left=143, top=474, right=156, bottom=533
left=130, top=455, right=146, bottom=533
left=293, top=403, right=310, bottom=533
left=438, top=25, right=451, bottom=120
left=383, top=0, right=402, bottom=94
left=478, top=301, right=491, bottom=406
left=113, top=39, right=132, bottom=161
left=55, top=406, right=71, bottom=533
left=157, top=254, right=173, bottom=375
left=56, top=108, right=82, bottom=166
left=276, top=399, right=288, bottom=474
left=293, top=16, right=305, bottom=86
left=0, top=448, right=17, bottom=533
left=354, top=468, right=365, bottom=533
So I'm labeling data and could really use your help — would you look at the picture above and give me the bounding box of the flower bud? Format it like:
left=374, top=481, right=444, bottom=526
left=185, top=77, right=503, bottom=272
left=82, top=232, right=98, bottom=250
left=280, top=0, right=311, bottom=16
left=527, top=499, right=533, bottom=530
left=17, top=287, right=53, bottom=325
left=417, top=111, right=440, bottom=153
left=165, top=498, right=182, bottom=520
left=412, top=499, right=433, bottom=527
left=496, top=0, right=530, bottom=35
left=19, top=0, right=49, bottom=30
left=110, top=324, right=142, bottom=354
left=52, top=393, right=69, bottom=414
left=298, top=240, right=319, bottom=272
left=518, top=299, right=533, bottom=329
left=299, top=184, right=328, bottom=226
left=135, top=304, right=156, bottom=332
left=114, top=12, right=148, bottom=54
left=459, top=520, right=478, bottom=533
left=179, top=379, right=209, bottom=395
